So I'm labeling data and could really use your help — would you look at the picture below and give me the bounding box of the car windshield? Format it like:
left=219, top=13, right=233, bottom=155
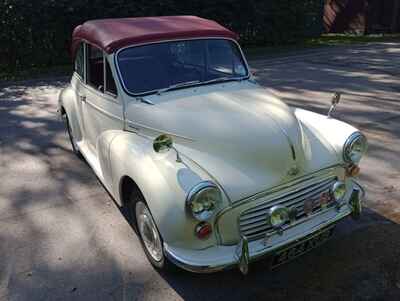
left=117, top=39, right=249, bottom=95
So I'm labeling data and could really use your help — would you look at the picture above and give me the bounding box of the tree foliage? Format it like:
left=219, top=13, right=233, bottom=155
left=0, top=0, right=324, bottom=71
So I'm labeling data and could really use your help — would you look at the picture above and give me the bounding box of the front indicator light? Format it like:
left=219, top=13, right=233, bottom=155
left=195, top=222, right=212, bottom=239
left=346, top=164, right=360, bottom=177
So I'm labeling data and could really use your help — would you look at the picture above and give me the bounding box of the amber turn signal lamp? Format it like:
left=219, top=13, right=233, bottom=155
left=346, top=164, right=360, bottom=177
left=195, top=222, right=212, bottom=239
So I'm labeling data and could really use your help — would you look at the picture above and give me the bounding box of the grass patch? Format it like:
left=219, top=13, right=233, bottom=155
left=244, top=33, right=400, bottom=60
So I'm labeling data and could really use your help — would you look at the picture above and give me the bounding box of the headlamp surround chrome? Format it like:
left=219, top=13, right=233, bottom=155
left=331, top=181, right=347, bottom=202
left=343, top=132, right=367, bottom=164
left=268, top=205, right=289, bottom=228
left=186, top=181, right=222, bottom=221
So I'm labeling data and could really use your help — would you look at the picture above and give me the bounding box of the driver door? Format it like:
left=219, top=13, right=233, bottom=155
left=79, top=43, right=124, bottom=163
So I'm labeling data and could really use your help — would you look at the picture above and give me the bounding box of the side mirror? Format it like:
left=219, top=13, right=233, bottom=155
left=153, top=134, right=182, bottom=162
left=153, top=134, right=173, bottom=153
left=328, top=92, right=341, bottom=118
left=332, top=92, right=341, bottom=105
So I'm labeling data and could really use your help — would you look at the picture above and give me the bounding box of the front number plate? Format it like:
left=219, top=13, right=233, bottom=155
left=271, top=227, right=334, bottom=269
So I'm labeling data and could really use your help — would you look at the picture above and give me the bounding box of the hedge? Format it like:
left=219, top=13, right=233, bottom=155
left=1, top=0, right=324, bottom=72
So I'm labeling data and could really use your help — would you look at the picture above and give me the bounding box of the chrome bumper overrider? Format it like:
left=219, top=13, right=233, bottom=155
left=164, top=181, right=365, bottom=274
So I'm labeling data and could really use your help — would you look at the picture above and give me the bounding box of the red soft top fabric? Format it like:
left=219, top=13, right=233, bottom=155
left=71, top=16, right=238, bottom=57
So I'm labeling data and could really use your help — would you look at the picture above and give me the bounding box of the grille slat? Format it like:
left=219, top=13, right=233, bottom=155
left=243, top=177, right=334, bottom=216
left=239, top=179, right=335, bottom=224
left=239, top=176, right=336, bottom=241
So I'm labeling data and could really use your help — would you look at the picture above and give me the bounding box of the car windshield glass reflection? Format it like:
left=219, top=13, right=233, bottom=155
left=117, top=39, right=249, bottom=95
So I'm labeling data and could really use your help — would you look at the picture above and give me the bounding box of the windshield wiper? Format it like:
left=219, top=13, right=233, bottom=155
left=157, top=80, right=200, bottom=95
left=202, top=76, right=246, bottom=85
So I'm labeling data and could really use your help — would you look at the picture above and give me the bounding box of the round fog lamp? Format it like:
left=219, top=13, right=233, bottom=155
left=331, top=181, right=346, bottom=202
left=268, top=206, right=289, bottom=228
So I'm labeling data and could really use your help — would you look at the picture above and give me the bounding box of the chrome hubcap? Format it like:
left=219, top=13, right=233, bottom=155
left=136, top=202, right=163, bottom=262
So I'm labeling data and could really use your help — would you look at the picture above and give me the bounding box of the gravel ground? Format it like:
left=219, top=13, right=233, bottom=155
left=0, top=42, right=400, bottom=300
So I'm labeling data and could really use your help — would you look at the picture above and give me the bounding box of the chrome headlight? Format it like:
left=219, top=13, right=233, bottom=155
left=343, top=132, right=367, bottom=164
left=268, top=206, right=289, bottom=228
left=186, top=181, right=222, bottom=221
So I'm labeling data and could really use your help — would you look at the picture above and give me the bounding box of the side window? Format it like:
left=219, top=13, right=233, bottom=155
left=87, top=44, right=104, bottom=92
left=105, top=60, right=118, bottom=96
left=74, top=43, right=84, bottom=78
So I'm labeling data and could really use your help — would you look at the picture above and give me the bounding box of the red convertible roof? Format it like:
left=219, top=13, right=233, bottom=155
left=71, top=16, right=238, bottom=57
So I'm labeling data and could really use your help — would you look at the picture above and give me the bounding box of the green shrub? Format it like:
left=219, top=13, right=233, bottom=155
left=0, top=0, right=324, bottom=71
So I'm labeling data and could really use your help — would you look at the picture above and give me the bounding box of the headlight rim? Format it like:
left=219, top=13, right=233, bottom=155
left=267, top=205, right=290, bottom=228
left=186, top=180, right=222, bottom=221
left=331, top=180, right=347, bottom=202
left=343, top=131, right=367, bottom=164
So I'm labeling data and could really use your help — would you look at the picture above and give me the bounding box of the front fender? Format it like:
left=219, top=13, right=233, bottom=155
left=294, top=108, right=359, bottom=164
left=109, top=131, right=226, bottom=250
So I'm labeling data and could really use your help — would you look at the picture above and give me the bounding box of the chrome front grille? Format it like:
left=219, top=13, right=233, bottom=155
left=239, top=176, right=337, bottom=241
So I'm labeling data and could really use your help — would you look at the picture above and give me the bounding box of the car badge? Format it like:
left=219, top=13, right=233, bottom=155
left=303, top=199, right=314, bottom=216
left=287, top=165, right=300, bottom=177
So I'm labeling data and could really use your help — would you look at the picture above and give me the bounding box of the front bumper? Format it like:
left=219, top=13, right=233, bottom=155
left=164, top=181, right=365, bottom=274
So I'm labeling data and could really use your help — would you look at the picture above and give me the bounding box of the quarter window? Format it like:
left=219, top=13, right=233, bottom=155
left=105, top=60, right=118, bottom=96
left=74, top=43, right=84, bottom=78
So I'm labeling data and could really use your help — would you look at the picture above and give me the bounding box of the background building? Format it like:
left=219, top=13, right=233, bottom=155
left=324, top=0, right=400, bottom=34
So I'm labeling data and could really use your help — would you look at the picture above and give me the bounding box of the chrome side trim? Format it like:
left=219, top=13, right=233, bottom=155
left=125, top=120, right=195, bottom=141
left=85, top=99, right=124, bottom=122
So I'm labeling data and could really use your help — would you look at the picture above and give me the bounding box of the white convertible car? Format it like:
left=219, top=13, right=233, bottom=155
left=59, top=16, right=367, bottom=274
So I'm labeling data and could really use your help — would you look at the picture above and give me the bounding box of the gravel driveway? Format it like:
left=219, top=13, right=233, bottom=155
left=1, top=42, right=400, bottom=300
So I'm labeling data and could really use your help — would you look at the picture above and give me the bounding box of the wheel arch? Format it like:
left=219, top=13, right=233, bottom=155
left=119, top=175, right=144, bottom=227
left=109, top=132, right=221, bottom=249
left=119, top=175, right=142, bottom=206
left=59, top=85, right=83, bottom=142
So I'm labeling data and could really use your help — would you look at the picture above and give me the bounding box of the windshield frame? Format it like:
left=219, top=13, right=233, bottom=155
left=114, top=37, right=251, bottom=97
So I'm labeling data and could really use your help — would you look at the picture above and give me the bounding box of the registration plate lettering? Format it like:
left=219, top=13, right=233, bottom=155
left=271, top=227, right=334, bottom=268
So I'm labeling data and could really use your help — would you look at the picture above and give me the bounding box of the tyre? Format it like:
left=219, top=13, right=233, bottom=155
left=64, top=114, right=82, bottom=158
left=128, top=191, right=176, bottom=271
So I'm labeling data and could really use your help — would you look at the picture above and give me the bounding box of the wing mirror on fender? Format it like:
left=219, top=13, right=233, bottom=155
left=327, top=92, right=341, bottom=118
left=153, top=134, right=182, bottom=163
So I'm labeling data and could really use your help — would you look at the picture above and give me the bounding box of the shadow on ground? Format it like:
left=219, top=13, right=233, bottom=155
left=1, top=43, right=400, bottom=300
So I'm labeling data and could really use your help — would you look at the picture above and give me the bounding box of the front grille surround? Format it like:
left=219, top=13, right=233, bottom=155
left=238, top=176, right=337, bottom=241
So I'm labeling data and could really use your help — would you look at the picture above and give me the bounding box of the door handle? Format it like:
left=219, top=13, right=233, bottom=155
left=79, top=95, right=86, bottom=102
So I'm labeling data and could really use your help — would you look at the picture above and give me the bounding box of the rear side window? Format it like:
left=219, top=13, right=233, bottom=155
left=87, top=44, right=104, bottom=92
left=74, top=43, right=84, bottom=78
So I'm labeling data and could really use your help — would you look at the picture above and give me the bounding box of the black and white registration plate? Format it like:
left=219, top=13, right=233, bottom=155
left=271, top=226, right=334, bottom=269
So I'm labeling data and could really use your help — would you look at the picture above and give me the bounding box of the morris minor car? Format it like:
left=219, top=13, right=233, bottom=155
left=59, top=16, right=367, bottom=274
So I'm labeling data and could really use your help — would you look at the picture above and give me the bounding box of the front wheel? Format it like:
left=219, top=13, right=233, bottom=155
left=130, top=193, right=175, bottom=271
